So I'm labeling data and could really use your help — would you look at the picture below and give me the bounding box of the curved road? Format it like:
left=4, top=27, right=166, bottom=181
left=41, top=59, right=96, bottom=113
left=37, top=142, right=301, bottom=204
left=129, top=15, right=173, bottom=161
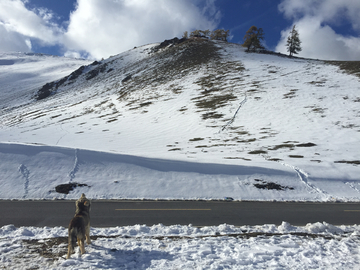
left=1, top=200, right=360, bottom=227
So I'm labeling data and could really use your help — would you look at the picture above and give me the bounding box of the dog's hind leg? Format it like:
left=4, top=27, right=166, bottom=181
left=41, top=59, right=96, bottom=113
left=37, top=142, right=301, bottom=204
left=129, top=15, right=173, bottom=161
left=78, top=238, right=85, bottom=255
left=85, top=225, right=91, bottom=244
left=66, top=229, right=77, bottom=259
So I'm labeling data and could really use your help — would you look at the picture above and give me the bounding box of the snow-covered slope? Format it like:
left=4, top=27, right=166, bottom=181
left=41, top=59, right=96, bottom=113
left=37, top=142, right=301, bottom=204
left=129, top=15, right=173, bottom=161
left=0, top=52, right=90, bottom=109
left=0, top=39, right=359, bottom=201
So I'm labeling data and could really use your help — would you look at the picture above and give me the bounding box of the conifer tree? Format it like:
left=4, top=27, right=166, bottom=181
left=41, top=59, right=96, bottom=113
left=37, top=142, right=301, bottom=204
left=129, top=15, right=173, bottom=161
left=242, top=26, right=265, bottom=52
left=286, top=25, right=302, bottom=57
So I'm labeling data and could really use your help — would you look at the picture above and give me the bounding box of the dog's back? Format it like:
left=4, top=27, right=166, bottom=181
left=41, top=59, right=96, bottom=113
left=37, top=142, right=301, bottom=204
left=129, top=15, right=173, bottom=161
left=66, top=194, right=91, bottom=259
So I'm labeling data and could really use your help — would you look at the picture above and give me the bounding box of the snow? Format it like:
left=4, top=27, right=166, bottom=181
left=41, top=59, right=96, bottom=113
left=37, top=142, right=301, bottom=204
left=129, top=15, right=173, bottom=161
left=1, top=222, right=360, bottom=269
left=1, top=40, right=360, bottom=269
left=0, top=41, right=359, bottom=202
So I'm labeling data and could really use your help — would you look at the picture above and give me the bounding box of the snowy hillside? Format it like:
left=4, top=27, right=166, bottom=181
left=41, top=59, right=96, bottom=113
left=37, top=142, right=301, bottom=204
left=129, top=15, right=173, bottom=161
left=0, top=52, right=90, bottom=109
left=0, top=39, right=359, bottom=201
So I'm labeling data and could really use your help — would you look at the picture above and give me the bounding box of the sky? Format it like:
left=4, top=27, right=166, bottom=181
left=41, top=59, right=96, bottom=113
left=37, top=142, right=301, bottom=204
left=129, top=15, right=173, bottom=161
left=0, top=0, right=360, bottom=60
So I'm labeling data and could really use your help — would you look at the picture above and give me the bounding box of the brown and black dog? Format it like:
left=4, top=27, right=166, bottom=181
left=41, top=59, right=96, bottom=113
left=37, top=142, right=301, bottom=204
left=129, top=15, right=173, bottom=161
left=66, top=193, right=91, bottom=259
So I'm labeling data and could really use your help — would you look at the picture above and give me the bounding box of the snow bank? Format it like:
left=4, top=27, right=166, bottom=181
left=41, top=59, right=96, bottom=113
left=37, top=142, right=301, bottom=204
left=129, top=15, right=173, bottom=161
left=1, top=142, right=359, bottom=201
left=1, top=222, right=360, bottom=269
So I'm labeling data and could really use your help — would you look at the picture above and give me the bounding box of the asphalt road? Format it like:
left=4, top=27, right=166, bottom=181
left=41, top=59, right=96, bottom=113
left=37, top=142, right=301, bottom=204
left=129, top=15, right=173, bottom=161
left=1, top=200, right=360, bottom=227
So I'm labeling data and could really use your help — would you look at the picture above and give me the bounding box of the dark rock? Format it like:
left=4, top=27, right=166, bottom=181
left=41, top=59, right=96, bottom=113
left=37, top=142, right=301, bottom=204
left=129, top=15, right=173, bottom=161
left=122, top=74, right=132, bottom=83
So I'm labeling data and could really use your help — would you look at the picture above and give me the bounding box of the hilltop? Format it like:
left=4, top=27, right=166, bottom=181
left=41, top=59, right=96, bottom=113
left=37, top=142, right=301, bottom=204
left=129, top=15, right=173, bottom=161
left=0, top=38, right=359, bottom=201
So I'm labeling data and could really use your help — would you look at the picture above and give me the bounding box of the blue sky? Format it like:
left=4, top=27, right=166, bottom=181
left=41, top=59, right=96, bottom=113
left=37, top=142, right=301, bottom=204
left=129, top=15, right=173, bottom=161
left=1, top=0, right=360, bottom=60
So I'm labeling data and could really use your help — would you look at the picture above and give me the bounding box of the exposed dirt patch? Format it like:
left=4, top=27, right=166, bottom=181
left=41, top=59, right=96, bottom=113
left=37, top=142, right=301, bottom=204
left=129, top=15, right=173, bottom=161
left=283, top=89, right=298, bottom=99
left=326, top=61, right=360, bottom=78
left=254, top=179, right=294, bottom=191
left=296, top=143, right=317, bottom=147
left=248, top=150, right=267, bottom=154
left=189, top=137, right=205, bottom=142
left=334, top=160, right=360, bottom=166
left=269, top=144, right=295, bottom=151
left=55, top=183, right=90, bottom=194
left=289, top=155, right=304, bottom=158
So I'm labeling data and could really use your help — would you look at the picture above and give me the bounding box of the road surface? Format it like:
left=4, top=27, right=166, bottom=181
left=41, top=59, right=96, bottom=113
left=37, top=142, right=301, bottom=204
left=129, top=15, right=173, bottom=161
left=1, top=200, right=360, bottom=227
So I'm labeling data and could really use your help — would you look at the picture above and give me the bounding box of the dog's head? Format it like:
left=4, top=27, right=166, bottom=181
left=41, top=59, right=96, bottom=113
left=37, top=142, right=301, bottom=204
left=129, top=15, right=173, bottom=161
left=75, top=193, right=91, bottom=214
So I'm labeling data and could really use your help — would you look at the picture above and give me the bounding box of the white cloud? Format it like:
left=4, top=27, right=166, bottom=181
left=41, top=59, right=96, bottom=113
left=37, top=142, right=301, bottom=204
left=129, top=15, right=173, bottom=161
left=0, top=24, right=31, bottom=52
left=276, top=0, right=360, bottom=60
left=0, top=0, right=62, bottom=46
left=63, top=0, right=220, bottom=59
left=0, top=0, right=220, bottom=59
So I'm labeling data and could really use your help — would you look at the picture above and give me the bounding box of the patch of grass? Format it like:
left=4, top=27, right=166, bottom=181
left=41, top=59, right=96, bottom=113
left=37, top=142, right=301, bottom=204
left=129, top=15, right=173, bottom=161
left=224, top=157, right=251, bottom=161
left=308, top=80, right=326, bottom=86
left=305, top=105, right=327, bottom=115
left=55, top=182, right=90, bottom=194
left=326, top=61, right=360, bottom=78
left=193, top=93, right=237, bottom=111
left=296, top=142, right=316, bottom=147
left=189, top=137, right=204, bottom=142
left=267, top=158, right=283, bottom=162
left=168, top=148, right=182, bottom=151
left=237, top=138, right=256, bottom=143
left=269, top=144, right=295, bottom=150
left=107, top=118, right=118, bottom=123
left=283, top=89, right=298, bottom=99
left=201, top=112, right=224, bottom=119
left=195, top=145, right=209, bottom=148
left=289, top=155, right=304, bottom=158
left=334, top=160, right=360, bottom=165
left=139, top=101, right=152, bottom=107
left=254, top=179, right=294, bottom=191
left=248, top=150, right=267, bottom=154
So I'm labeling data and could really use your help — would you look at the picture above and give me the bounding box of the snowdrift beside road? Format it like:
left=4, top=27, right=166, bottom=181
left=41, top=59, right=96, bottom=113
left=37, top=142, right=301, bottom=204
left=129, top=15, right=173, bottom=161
left=1, top=222, right=360, bottom=269
left=0, top=142, right=359, bottom=201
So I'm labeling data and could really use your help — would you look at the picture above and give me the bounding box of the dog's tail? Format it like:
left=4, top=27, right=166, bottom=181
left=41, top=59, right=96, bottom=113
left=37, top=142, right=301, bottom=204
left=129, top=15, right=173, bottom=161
left=66, top=227, right=78, bottom=259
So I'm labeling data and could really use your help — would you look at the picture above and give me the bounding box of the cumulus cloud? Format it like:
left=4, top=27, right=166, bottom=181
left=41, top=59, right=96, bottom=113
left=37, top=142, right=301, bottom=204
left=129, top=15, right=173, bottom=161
left=0, top=0, right=62, bottom=52
left=276, top=0, right=360, bottom=60
left=0, top=0, right=220, bottom=59
left=63, top=0, right=220, bottom=59
left=0, top=24, right=31, bottom=52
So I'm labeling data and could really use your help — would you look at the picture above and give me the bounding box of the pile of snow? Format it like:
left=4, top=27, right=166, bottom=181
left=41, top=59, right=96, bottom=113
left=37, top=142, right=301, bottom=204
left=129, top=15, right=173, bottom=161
left=1, top=222, right=360, bottom=269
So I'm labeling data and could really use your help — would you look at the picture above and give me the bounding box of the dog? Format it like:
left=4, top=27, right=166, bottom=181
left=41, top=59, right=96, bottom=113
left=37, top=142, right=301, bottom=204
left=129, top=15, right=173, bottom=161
left=66, top=193, right=91, bottom=259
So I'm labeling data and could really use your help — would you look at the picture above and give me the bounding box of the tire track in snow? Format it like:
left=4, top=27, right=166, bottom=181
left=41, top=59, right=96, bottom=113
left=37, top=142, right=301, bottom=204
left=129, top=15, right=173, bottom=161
left=263, top=156, right=328, bottom=200
left=69, top=148, right=79, bottom=182
left=221, top=93, right=247, bottom=132
left=345, top=182, right=360, bottom=193
left=19, top=164, right=30, bottom=199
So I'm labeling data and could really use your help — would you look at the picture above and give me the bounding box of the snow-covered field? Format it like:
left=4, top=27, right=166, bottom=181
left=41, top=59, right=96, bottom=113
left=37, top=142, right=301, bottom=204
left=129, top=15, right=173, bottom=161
left=1, top=40, right=360, bottom=269
left=2, top=222, right=360, bottom=269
